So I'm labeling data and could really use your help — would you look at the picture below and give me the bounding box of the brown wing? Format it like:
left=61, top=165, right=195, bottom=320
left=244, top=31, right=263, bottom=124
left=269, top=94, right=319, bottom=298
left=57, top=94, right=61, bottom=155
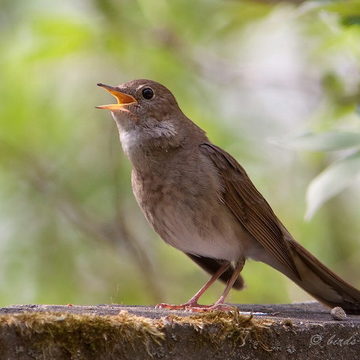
left=200, top=143, right=300, bottom=279
left=186, top=253, right=244, bottom=289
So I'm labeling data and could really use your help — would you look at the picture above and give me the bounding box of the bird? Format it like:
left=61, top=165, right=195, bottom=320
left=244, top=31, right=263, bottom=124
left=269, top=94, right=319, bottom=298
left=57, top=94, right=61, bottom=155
left=96, top=79, right=360, bottom=313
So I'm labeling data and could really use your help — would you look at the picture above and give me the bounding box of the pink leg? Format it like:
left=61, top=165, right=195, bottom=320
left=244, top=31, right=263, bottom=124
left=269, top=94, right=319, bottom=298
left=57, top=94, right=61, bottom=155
left=156, top=262, right=230, bottom=310
left=206, top=259, right=245, bottom=311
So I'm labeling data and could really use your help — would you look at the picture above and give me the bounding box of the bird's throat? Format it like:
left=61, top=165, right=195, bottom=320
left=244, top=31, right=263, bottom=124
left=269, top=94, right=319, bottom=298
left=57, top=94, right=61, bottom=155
left=118, top=126, right=182, bottom=171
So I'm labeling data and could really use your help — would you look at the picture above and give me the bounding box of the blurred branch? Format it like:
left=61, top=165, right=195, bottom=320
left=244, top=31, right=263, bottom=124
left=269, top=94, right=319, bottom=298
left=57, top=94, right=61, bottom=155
left=0, top=139, right=163, bottom=303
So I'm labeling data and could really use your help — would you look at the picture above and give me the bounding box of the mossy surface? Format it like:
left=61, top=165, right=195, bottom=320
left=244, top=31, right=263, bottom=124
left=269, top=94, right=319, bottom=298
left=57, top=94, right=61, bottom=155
left=0, top=310, right=164, bottom=358
left=162, top=309, right=272, bottom=351
left=0, top=309, right=270, bottom=359
left=1, top=304, right=359, bottom=359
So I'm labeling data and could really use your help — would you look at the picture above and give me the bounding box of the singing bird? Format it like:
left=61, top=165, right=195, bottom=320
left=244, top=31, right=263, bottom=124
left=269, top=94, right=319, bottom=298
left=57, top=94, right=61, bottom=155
left=96, top=79, right=360, bottom=313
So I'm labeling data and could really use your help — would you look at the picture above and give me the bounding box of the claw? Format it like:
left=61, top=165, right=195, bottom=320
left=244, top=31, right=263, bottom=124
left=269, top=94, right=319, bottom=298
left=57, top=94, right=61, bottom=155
left=201, top=303, right=236, bottom=312
left=155, top=303, right=188, bottom=310
left=155, top=302, right=237, bottom=312
left=155, top=302, right=206, bottom=311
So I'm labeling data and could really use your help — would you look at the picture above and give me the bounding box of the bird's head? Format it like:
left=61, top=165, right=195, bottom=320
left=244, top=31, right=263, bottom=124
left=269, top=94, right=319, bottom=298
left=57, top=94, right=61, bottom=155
left=96, top=79, right=205, bottom=159
left=97, top=79, right=181, bottom=130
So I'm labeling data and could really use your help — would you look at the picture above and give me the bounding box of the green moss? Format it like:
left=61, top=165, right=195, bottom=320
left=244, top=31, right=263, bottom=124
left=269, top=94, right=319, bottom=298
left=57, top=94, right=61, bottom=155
left=0, top=310, right=164, bottom=358
left=164, top=309, right=272, bottom=352
left=0, top=309, right=271, bottom=358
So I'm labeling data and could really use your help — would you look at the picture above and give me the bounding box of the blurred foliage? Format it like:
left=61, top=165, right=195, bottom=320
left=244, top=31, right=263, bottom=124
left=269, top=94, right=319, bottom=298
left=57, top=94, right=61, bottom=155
left=276, top=131, right=360, bottom=218
left=0, top=0, right=360, bottom=307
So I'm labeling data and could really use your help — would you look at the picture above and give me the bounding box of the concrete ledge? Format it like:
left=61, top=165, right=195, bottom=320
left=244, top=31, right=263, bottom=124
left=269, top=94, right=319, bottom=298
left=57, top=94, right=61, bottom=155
left=0, top=302, right=359, bottom=359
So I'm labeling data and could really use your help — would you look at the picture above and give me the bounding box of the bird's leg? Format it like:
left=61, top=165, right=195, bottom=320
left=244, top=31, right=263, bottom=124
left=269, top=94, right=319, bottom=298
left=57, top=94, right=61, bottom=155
left=205, top=259, right=245, bottom=311
left=182, top=262, right=231, bottom=308
left=156, top=262, right=230, bottom=310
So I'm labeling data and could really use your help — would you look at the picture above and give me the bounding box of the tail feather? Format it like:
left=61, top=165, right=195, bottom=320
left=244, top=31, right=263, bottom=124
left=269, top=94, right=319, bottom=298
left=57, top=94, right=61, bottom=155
left=287, top=240, right=360, bottom=314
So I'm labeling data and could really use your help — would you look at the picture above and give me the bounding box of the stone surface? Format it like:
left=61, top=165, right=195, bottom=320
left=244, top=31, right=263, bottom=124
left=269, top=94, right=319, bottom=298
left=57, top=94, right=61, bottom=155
left=0, top=302, right=359, bottom=359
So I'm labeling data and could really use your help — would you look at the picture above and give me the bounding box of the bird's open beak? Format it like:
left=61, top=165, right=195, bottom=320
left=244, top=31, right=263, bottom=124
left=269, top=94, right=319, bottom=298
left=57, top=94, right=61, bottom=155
left=96, top=83, right=137, bottom=110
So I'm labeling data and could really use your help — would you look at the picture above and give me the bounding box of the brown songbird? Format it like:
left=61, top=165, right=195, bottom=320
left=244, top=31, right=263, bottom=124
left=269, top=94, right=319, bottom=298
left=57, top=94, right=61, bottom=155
left=96, top=79, right=360, bottom=313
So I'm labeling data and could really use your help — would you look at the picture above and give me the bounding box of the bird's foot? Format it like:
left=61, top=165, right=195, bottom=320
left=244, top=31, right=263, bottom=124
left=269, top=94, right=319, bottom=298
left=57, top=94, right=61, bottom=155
left=198, top=303, right=236, bottom=312
left=155, top=303, right=189, bottom=310
left=155, top=301, right=205, bottom=311
left=155, top=302, right=236, bottom=312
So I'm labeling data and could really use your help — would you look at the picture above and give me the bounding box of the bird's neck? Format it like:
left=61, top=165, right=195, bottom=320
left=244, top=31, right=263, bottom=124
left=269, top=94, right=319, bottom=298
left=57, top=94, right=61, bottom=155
left=117, top=118, right=207, bottom=173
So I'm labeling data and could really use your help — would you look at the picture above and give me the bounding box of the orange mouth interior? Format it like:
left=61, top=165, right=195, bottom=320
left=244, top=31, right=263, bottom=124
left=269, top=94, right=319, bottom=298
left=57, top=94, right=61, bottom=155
left=96, top=83, right=137, bottom=110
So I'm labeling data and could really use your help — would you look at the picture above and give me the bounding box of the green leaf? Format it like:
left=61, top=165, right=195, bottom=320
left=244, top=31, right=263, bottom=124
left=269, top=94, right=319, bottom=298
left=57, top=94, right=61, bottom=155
left=276, top=131, right=360, bottom=152
left=305, top=151, right=360, bottom=219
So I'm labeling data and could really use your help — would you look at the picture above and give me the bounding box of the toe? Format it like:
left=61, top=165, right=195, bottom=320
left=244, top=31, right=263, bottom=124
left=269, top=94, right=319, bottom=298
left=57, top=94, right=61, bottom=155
left=155, top=303, right=186, bottom=310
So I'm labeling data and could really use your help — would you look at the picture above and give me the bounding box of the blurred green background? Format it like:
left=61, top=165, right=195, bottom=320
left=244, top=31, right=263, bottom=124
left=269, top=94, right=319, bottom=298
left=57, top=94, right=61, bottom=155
left=1, top=0, right=360, bottom=307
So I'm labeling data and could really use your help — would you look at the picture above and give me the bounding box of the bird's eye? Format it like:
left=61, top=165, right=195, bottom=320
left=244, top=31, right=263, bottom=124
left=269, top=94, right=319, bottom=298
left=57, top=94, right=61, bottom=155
left=142, top=87, right=154, bottom=100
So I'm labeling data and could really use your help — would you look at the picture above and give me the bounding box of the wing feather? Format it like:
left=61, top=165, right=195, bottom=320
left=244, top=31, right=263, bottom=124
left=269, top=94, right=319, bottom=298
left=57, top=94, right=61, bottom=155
left=200, top=143, right=300, bottom=279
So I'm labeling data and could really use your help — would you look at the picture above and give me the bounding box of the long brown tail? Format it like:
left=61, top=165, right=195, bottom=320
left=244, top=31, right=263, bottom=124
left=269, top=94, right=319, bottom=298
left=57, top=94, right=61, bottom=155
left=283, top=240, right=360, bottom=314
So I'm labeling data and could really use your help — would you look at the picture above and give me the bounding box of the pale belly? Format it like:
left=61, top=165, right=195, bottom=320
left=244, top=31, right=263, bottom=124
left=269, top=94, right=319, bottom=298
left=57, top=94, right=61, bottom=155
left=148, top=197, right=246, bottom=262
left=131, top=154, right=249, bottom=262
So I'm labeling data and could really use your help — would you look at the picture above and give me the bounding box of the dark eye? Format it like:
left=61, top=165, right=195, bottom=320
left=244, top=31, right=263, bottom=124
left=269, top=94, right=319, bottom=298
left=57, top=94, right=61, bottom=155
left=142, top=87, right=154, bottom=100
